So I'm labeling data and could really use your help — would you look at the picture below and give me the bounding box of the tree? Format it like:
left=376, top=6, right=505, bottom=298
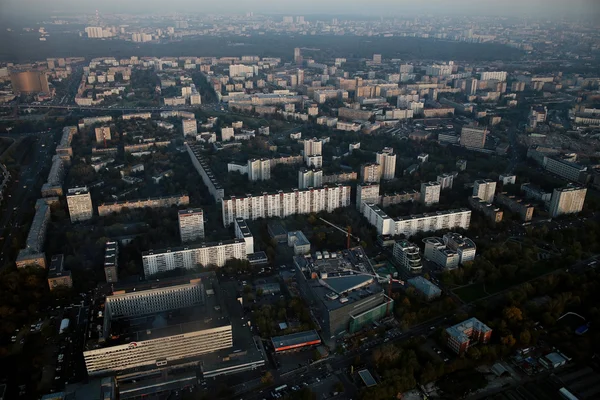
left=503, top=306, right=523, bottom=322
left=500, top=334, right=517, bottom=347
left=519, top=330, right=531, bottom=346
left=334, top=381, right=345, bottom=393
left=261, top=371, right=274, bottom=385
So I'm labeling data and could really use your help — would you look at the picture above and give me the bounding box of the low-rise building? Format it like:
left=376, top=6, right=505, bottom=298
left=407, top=276, right=441, bottom=300
left=446, top=318, right=492, bottom=354
left=47, top=254, right=73, bottom=290
left=468, top=196, right=503, bottom=223
left=494, top=193, right=534, bottom=221
left=288, top=231, right=311, bottom=255
left=104, top=241, right=118, bottom=283
left=423, top=237, right=460, bottom=270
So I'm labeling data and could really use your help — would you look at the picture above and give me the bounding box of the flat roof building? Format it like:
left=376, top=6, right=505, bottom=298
left=271, top=330, right=321, bottom=352
left=407, top=276, right=441, bottom=300
left=47, top=254, right=73, bottom=290
left=549, top=186, right=587, bottom=218
left=67, top=186, right=93, bottom=222
left=393, top=240, right=422, bottom=274
left=104, top=241, right=118, bottom=283
left=178, top=208, right=205, bottom=243
left=446, top=317, right=492, bottom=354
left=234, top=218, right=254, bottom=255
left=288, top=231, right=311, bottom=255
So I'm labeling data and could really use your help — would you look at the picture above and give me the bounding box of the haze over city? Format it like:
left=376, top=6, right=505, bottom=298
left=0, top=1, right=599, bottom=400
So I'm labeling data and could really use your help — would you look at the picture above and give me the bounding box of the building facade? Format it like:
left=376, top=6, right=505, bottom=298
left=356, top=183, right=381, bottom=211
left=473, top=179, right=497, bottom=203
left=549, top=186, right=587, bottom=218
left=446, top=318, right=492, bottom=354
left=460, top=126, right=487, bottom=149
left=375, top=148, right=396, bottom=180
left=178, top=208, right=205, bottom=242
left=67, top=187, right=93, bottom=222
left=393, top=240, right=422, bottom=273
left=420, top=182, right=441, bottom=205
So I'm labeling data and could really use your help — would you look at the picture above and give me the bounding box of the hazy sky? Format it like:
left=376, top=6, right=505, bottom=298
left=1, top=0, right=599, bottom=18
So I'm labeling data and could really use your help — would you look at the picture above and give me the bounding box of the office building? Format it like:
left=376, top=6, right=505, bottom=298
left=420, top=182, right=441, bottom=206
left=494, top=193, right=534, bottom=222
left=247, top=158, right=271, bottom=181
left=287, top=231, right=311, bottom=255
left=47, top=254, right=73, bottom=290
left=294, top=247, right=393, bottom=337
left=407, top=276, right=441, bottom=300
left=356, top=183, right=381, bottom=211
left=460, top=126, right=487, bottom=149
left=473, top=179, right=497, bottom=203
left=393, top=240, right=422, bottom=274
left=104, top=241, right=119, bottom=283
left=543, top=157, right=587, bottom=183
left=361, top=163, right=382, bottom=183
left=443, top=233, right=476, bottom=264
left=182, top=119, right=197, bottom=137
left=298, top=168, right=323, bottom=189
left=234, top=218, right=254, bottom=255
left=178, top=208, right=205, bottom=243
left=480, top=71, right=507, bottom=82
left=10, top=70, right=50, bottom=94
left=221, top=185, right=351, bottom=227
left=437, top=173, right=454, bottom=190
left=16, top=199, right=51, bottom=269
left=468, top=197, right=504, bottom=223
left=67, top=187, right=93, bottom=222
left=142, top=239, right=247, bottom=276
left=423, top=237, right=460, bottom=270
left=84, top=274, right=233, bottom=376
left=446, top=318, right=492, bottom=354
left=271, top=330, right=321, bottom=353
left=94, top=126, right=111, bottom=144
left=98, top=194, right=189, bottom=216
left=549, top=186, right=587, bottom=218
left=375, top=148, right=396, bottom=180
left=362, top=203, right=471, bottom=237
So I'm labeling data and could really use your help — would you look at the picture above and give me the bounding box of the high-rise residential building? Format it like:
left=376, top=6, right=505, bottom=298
left=361, top=163, right=382, bottom=183
left=543, top=157, right=587, bottom=183
left=356, top=183, right=381, bottom=211
left=437, top=173, right=454, bottom=190
left=423, top=237, right=460, bottom=269
left=420, top=182, right=441, bottom=206
left=460, top=126, right=488, bottom=149
left=375, top=148, right=396, bottom=180
left=298, top=168, right=323, bottom=189
left=399, top=64, right=414, bottom=74
left=178, top=208, right=205, bottom=243
left=305, top=155, right=323, bottom=169
left=10, top=70, right=50, bottom=94
left=66, top=187, right=93, bottom=222
left=85, top=26, right=105, bottom=38
left=234, top=218, right=254, bottom=255
left=473, top=179, right=497, bottom=203
left=304, top=137, right=322, bottom=160
left=426, top=64, right=453, bottom=76
left=393, top=240, right=422, bottom=274
left=372, top=54, right=382, bottom=64
left=443, top=232, right=476, bottom=264
left=446, top=318, right=492, bottom=354
left=499, top=174, right=517, bottom=185
left=294, top=47, right=302, bottom=64
left=549, top=186, right=587, bottom=218
left=104, top=241, right=118, bottom=283
left=222, top=185, right=351, bottom=227
left=221, top=126, right=234, bottom=142
left=94, top=126, right=111, bottom=143
left=465, top=78, right=478, bottom=95
left=248, top=158, right=271, bottom=181
left=182, top=118, right=197, bottom=137
left=480, top=71, right=507, bottom=82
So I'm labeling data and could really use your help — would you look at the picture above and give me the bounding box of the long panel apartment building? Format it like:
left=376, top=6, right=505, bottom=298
left=142, top=239, right=247, bottom=277
left=186, top=142, right=225, bottom=202
left=362, top=203, right=471, bottom=237
left=98, top=194, right=189, bottom=216
left=221, top=184, right=351, bottom=227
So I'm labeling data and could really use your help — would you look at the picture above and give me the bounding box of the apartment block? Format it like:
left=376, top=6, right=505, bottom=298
left=186, top=143, right=225, bottom=202
left=468, top=196, right=503, bottom=223
left=182, top=119, right=197, bottom=137
left=47, top=254, right=73, bottom=290
left=423, top=237, right=460, bottom=270
left=222, top=185, right=351, bottom=227
left=94, top=126, right=111, bottom=144
left=446, top=318, right=492, bottom=354
left=361, top=163, right=382, bottom=183
left=248, top=158, right=271, bottom=181
left=549, top=186, right=587, bottom=218
left=234, top=218, right=254, bottom=255
left=437, top=173, right=454, bottom=190
left=178, top=208, right=205, bottom=243
left=543, top=157, right=587, bottom=183
left=104, top=241, right=118, bottom=283
left=473, top=179, right=497, bottom=203
left=376, top=148, right=396, bottom=180
left=67, top=186, right=93, bottom=222
left=420, top=182, right=441, bottom=206
left=443, top=232, right=476, bottom=264
left=142, top=239, right=247, bottom=276
left=393, top=240, right=422, bottom=274
left=356, top=183, right=381, bottom=211
left=298, top=168, right=323, bottom=189
left=98, top=194, right=189, bottom=216
left=460, top=126, right=487, bottom=149
left=380, top=190, right=419, bottom=207
left=16, top=199, right=51, bottom=269
left=494, top=193, right=534, bottom=222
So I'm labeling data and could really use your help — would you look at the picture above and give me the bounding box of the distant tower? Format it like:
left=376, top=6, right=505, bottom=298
left=294, top=48, right=302, bottom=65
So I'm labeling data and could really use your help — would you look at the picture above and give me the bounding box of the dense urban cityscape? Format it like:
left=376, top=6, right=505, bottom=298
left=0, top=2, right=600, bottom=400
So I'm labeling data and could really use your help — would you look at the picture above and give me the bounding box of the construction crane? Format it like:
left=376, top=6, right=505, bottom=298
left=318, top=217, right=360, bottom=249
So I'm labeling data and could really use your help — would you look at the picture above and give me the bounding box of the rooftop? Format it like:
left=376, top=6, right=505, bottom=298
left=446, top=317, right=492, bottom=343
left=48, top=254, right=70, bottom=278
left=141, top=238, right=245, bottom=257
left=271, top=330, right=321, bottom=349
left=235, top=218, right=252, bottom=237
left=407, top=276, right=441, bottom=297
left=288, top=230, right=310, bottom=246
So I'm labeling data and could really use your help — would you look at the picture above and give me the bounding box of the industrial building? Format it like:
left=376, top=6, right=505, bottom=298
left=294, top=247, right=393, bottom=338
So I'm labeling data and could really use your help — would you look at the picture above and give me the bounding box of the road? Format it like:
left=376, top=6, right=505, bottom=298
left=0, top=131, right=57, bottom=268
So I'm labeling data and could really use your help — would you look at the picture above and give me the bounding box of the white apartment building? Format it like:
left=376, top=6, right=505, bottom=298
left=142, top=239, right=247, bottom=276
left=182, top=119, right=197, bottom=137
left=362, top=203, right=471, bottom=237
left=356, top=183, right=381, bottom=211
left=221, top=185, right=351, bottom=227
left=178, top=208, right=205, bottom=243
left=305, top=155, right=323, bottom=169
left=473, top=179, right=497, bottom=203
left=393, top=240, right=422, bottom=273
left=221, top=127, right=234, bottom=142
left=420, top=182, right=441, bottom=206
left=298, top=168, right=323, bottom=189
left=248, top=158, right=271, bottom=181
left=94, top=126, right=111, bottom=144
left=549, top=186, right=587, bottom=218
left=437, top=173, right=454, bottom=190
left=361, top=163, right=382, bottom=183
left=303, top=138, right=322, bottom=168
left=67, top=187, right=93, bottom=222
left=426, top=64, right=453, bottom=76
left=443, top=232, right=476, bottom=264
left=423, top=237, right=460, bottom=270
left=234, top=218, right=254, bottom=255
left=543, top=157, right=587, bottom=183
left=375, top=148, right=396, bottom=180
left=480, top=71, right=508, bottom=82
